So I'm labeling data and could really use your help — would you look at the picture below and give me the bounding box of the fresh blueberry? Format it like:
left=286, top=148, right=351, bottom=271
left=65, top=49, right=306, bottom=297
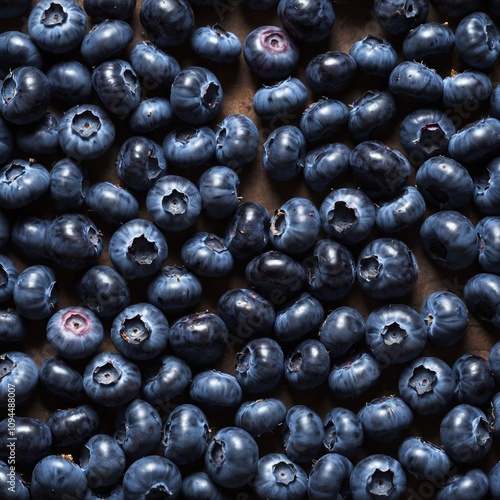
left=0, top=31, right=43, bottom=78
left=491, top=84, right=500, bottom=119
left=403, top=22, right=455, bottom=60
left=0, top=351, right=38, bottom=407
left=373, top=0, right=429, bottom=35
left=490, top=461, right=500, bottom=499
left=49, top=157, right=89, bottom=213
left=306, top=51, right=356, bottom=96
left=307, top=452, right=352, bottom=500
left=0, top=308, right=26, bottom=345
left=464, top=272, right=500, bottom=328
left=442, top=69, right=492, bottom=110
left=474, top=156, right=500, bottom=215
left=38, top=356, right=85, bottom=403
left=477, top=216, right=500, bottom=273
left=198, top=166, right=240, bottom=219
left=128, top=96, right=175, bottom=133
left=189, top=371, right=243, bottom=412
left=0, top=460, right=29, bottom=499
left=83, top=0, right=136, bottom=20
left=190, top=24, right=242, bottom=63
left=436, top=469, right=490, bottom=500
left=10, top=216, right=50, bottom=262
left=349, top=34, right=397, bottom=78
left=0, top=255, right=17, bottom=304
left=15, top=111, right=60, bottom=156
left=322, top=407, right=364, bottom=458
left=489, top=342, right=500, bottom=383
left=453, top=353, right=495, bottom=406
left=234, top=398, right=287, bottom=437
left=46, top=60, right=93, bottom=108
left=181, top=472, right=229, bottom=500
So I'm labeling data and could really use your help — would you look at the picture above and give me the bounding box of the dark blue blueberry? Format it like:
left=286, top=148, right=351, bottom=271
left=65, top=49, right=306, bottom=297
left=436, top=469, right=489, bottom=500
left=49, top=157, right=89, bottom=213
left=114, top=398, right=162, bottom=459
left=10, top=216, right=50, bottom=262
left=439, top=403, right=492, bottom=463
left=162, top=403, right=210, bottom=465
left=453, top=353, right=495, bottom=406
left=0, top=0, right=31, bottom=18
left=262, top=125, right=306, bottom=181
left=235, top=337, right=284, bottom=393
left=398, top=356, right=455, bottom=415
left=349, top=34, right=397, bottom=78
left=57, top=104, right=115, bottom=161
left=322, top=407, right=363, bottom=459
left=429, top=0, right=481, bottom=17
left=0, top=352, right=38, bottom=407
left=0, top=255, right=17, bottom=304
left=169, top=311, right=228, bottom=367
left=15, top=111, right=60, bottom=156
left=122, top=455, right=181, bottom=498
left=38, top=356, right=85, bottom=403
left=477, top=216, right=500, bottom=273
left=234, top=398, right=287, bottom=437
left=0, top=117, right=13, bottom=165
left=365, top=303, right=427, bottom=366
left=81, top=19, right=133, bottom=65
left=474, top=157, right=500, bottom=215
left=83, top=351, right=141, bottom=407
left=0, top=308, right=26, bottom=345
left=442, top=69, right=492, bottom=110
left=490, top=462, right=500, bottom=499
left=128, top=97, right=175, bottom=133
left=0, top=31, right=43, bottom=78
left=198, top=166, right=239, bottom=219
left=190, top=24, right=242, bottom=63
left=83, top=0, right=136, bottom=20
left=306, top=51, right=356, bottom=96
left=190, top=371, right=242, bottom=412
left=46, top=60, right=93, bottom=108
left=299, top=98, right=349, bottom=144
left=13, top=265, right=58, bottom=320
left=421, top=291, right=469, bottom=347
left=307, top=452, right=352, bottom=500
left=373, top=0, right=428, bottom=35
left=252, top=453, right=308, bottom=499
left=181, top=472, right=229, bottom=500
left=140, top=0, right=194, bottom=48
left=491, top=84, right=500, bottom=119
left=419, top=210, right=478, bottom=270
left=389, top=61, right=443, bottom=103
left=243, top=25, right=299, bottom=80
left=30, top=454, right=88, bottom=499
left=464, top=273, right=500, bottom=328
left=0, top=211, right=9, bottom=249
left=403, top=22, right=455, bottom=60
left=455, top=11, right=500, bottom=70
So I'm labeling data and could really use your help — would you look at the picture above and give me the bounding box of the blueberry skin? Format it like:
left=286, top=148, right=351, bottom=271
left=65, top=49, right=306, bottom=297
left=489, top=341, right=500, bottom=381
left=190, top=24, right=242, bottom=63
left=122, top=456, right=182, bottom=498
left=375, top=186, right=426, bottom=234
left=299, top=98, right=349, bottom=144
left=490, top=462, right=500, bottom=498
left=453, top=353, right=495, bottom=406
left=49, top=158, right=88, bottom=213
left=303, top=143, right=350, bottom=192
left=83, top=0, right=136, bottom=20
left=307, top=452, right=353, bottom=500
left=306, top=51, right=356, bottom=96
left=146, top=175, right=202, bottom=232
left=419, top=210, right=478, bottom=270
left=81, top=19, right=134, bottom=65
left=253, top=77, right=308, bottom=120
left=0, top=416, right=52, bottom=465
left=214, top=113, right=259, bottom=171
left=30, top=454, right=89, bottom=500
left=442, top=70, right=492, bottom=110
left=76, top=265, right=131, bottom=318
left=373, top=0, right=428, bottom=35
left=0, top=459, right=29, bottom=499
left=319, top=187, right=375, bottom=245
left=83, top=351, right=141, bottom=407
left=38, top=356, right=85, bottom=402
left=322, top=407, right=363, bottom=459
left=439, top=404, right=492, bottom=463
left=114, top=398, right=162, bottom=459
left=190, top=371, right=243, bottom=412
left=436, top=469, right=489, bottom=500
left=169, top=311, right=228, bottom=367
left=0, top=31, right=43, bottom=78
left=16, top=111, right=60, bottom=156
left=162, top=403, right=210, bottom=465
left=421, top=291, right=468, bottom=347
left=474, top=157, right=500, bottom=215
left=243, top=25, right=300, bottom=80
left=10, top=216, right=50, bottom=262
left=448, top=117, right=500, bottom=165
left=477, top=216, right=500, bottom=273
left=181, top=472, right=229, bottom=500
left=416, top=156, right=474, bottom=209
left=198, top=166, right=239, bottom=219
left=389, top=61, right=443, bottom=103
left=0, top=351, right=38, bottom=407
left=348, top=90, right=397, bottom=141
left=0, top=255, right=17, bottom=304
left=57, top=104, right=115, bottom=161
left=349, top=140, right=411, bottom=200
left=491, top=84, right=500, bottom=119
left=455, top=11, right=500, bottom=70
left=464, top=273, right=500, bottom=328
left=252, top=453, right=308, bottom=499
left=403, top=22, right=455, bottom=61
left=235, top=337, right=284, bottom=393
left=398, top=437, right=452, bottom=482
left=0, top=117, right=13, bottom=165
left=282, top=405, right=323, bottom=463
left=170, top=66, right=223, bottom=125
left=108, top=218, right=169, bottom=279
left=234, top=398, right=287, bottom=437
left=140, top=0, right=194, bottom=49
left=0, top=308, right=26, bottom=345
left=46, top=60, right=93, bottom=108
left=111, top=303, right=169, bottom=361
left=349, top=34, right=397, bottom=78
left=358, top=395, right=413, bottom=443
left=28, top=0, right=87, bottom=54
left=128, top=97, right=175, bottom=133
left=13, top=265, right=58, bottom=320
left=0, top=159, right=50, bottom=210
left=142, top=354, right=192, bottom=404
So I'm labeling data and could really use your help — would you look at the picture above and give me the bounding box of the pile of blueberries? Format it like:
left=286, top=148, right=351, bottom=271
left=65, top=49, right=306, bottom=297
left=2, top=0, right=500, bottom=498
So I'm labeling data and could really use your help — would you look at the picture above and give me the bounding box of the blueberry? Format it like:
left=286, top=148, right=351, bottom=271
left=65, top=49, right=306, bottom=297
left=306, top=51, right=356, bottom=96
left=234, top=398, right=287, bottom=437
left=189, top=371, right=243, bottom=412
left=0, top=255, right=17, bottom=304
left=403, top=22, right=455, bottom=61
left=10, top=216, right=50, bottom=262
left=0, top=117, right=13, bottom=165
left=46, top=60, right=93, bottom=108
left=322, top=407, right=364, bottom=458
left=190, top=24, right=242, bottom=63
left=464, top=272, right=500, bottom=328
left=0, top=459, right=29, bottom=498
left=181, top=472, right=229, bottom=500
left=38, top=356, right=85, bottom=403
left=198, top=166, right=240, bottom=219
left=49, top=157, right=89, bottom=213
left=0, top=308, right=26, bottom=345
left=490, top=462, right=500, bottom=499
left=83, top=0, right=136, bottom=20
left=0, top=351, right=38, bottom=407
left=429, top=0, right=481, bottom=17
left=299, top=98, right=349, bottom=144
left=489, top=341, right=500, bottom=381
left=373, top=0, right=428, bottom=35
left=436, top=469, right=490, bottom=500
left=491, top=83, right=500, bottom=119
left=307, top=452, right=353, bottom=500
left=474, top=157, right=500, bottom=214
left=453, top=353, right=495, bottom=406
left=15, top=111, right=60, bottom=156
left=349, top=34, right=397, bottom=78
left=477, top=215, right=500, bottom=273
left=442, top=69, right=492, bottom=110
left=128, top=96, right=175, bottom=133
left=0, top=31, right=42, bottom=76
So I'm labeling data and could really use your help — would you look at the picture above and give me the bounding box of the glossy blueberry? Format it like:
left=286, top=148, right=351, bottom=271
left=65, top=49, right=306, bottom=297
left=162, top=403, right=210, bottom=465
left=181, top=472, right=228, bottom=500
left=349, top=34, right=397, bottom=78
left=190, top=24, right=242, bottom=63
left=83, top=0, right=136, bottom=20
left=322, top=407, right=363, bottom=458
left=234, top=398, right=287, bottom=437
left=46, top=60, right=93, bottom=108
left=169, top=311, right=228, bottom=367
left=128, top=96, right=174, bottom=133
left=419, top=210, right=478, bottom=270
left=114, top=398, right=162, bottom=459
left=348, top=89, right=397, bottom=141
left=453, top=353, right=495, bottom=406
left=477, top=216, right=500, bottom=273
left=0, top=117, right=13, bottom=165
left=122, top=455, right=181, bottom=498
left=253, top=453, right=308, bottom=499
left=38, top=356, right=85, bottom=402
left=0, top=352, right=38, bottom=407
left=49, top=158, right=88, bottom=213
left=490, top=461, right=500, bottom=498
left=214, top=113, right=259, bottom=171
left=0, top=31, right=43, bottom=79
left=307, top=452, right=352, bottom=500
left=464, top=273, right=500, bottom=328
left=442, top=69, right=492, bottom=110
left=83, top=351, right=141, bottom=407
left=10, top=216, right=50, bottom=262
left=0, top=255, right=17, bottom=304
left=190, top=370, right=243, bottom=412
left=373, top=0, right=428, bottom=35
left=235, top=337, right=284, bottom=393
left=474, top=157, right=500, bottom=215
left=389, top=61, right=443, bottom=103
left=403, top=22, right=455, bottom=60
left=15, top=111, right=59, bottom=157
left=262, top=125, right=306, bottom=181
left=436, top=469, right=489, bottom=500
left=140, top=0, right=194, bottom=49
left=13, top=265, right=58, bottom=320
left=299, top=98, right=349, bottom=144
left=306, top=51, right=356, bottom=96
left=57, top=104, right=115, bottom=161
left=421, top=291, right=469, bottom=347
left=488, top=341, right=500, bottom=381
left=0, top=460, right=29, bottom=499
left=31, top=454, right=88, bottom=499
left=243, top=25, right=299, bottom=80
left=440, top=404, right=492, bottom=463
left=0, top=308, right=26, bottom=345
left=198, top=166, right=239, bottom=219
